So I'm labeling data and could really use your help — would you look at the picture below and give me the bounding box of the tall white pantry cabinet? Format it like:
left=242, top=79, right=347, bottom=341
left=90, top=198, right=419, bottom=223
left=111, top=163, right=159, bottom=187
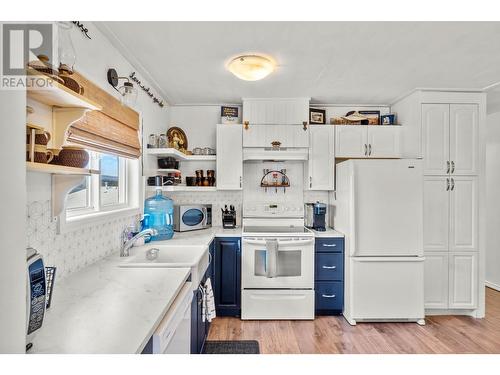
left=392, top=90, right=486, bottom=317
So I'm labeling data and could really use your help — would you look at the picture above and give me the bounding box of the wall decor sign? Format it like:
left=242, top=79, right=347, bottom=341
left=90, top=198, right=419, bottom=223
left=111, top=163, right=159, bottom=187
left=129, top=72, right=165, bottom=108
left=359, top=110, right=381, bottom=125
left=72, top=21, right=91, bottom=39
left=221, top=106, right=239, bottom=124
left=309, top=108, right=326, bottom=124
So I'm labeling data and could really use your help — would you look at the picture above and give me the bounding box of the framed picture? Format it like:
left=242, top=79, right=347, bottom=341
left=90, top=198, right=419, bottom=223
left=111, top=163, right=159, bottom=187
left=359, top=110, right=380, bottom=125
left=309, top=108, right=326, bottom=124
left=380, top=114, right=397, bottom=125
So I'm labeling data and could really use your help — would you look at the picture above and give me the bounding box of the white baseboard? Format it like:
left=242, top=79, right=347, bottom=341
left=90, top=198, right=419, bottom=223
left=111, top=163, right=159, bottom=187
left=485, top=280, right=500, bottom=291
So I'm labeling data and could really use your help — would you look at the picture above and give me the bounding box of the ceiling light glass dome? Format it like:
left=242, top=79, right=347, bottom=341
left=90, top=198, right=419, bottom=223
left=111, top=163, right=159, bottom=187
left=227, top=55, right=275, bottom=81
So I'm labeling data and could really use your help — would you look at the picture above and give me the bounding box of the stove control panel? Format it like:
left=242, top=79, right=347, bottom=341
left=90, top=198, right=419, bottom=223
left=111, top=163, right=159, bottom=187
left=244, top=203, right=304, bottom=217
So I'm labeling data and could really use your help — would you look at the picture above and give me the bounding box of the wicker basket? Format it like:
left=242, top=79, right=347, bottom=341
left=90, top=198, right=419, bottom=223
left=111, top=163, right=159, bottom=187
left=53, top=146, right=89, bottom=168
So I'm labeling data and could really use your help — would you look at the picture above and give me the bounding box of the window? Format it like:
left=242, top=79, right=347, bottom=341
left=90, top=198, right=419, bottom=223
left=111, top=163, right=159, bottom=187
left=66, top=151, right=129, bottom=218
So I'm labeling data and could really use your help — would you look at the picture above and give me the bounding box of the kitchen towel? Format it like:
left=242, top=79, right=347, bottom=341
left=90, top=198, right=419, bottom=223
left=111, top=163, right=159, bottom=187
left=203, top=278, right=216, bottom=322
left=265, top=239, right=278, bottom=278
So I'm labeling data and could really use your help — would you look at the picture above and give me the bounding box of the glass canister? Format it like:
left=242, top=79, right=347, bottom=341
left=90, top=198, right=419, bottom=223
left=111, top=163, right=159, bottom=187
left=143, top=189, right=174, bottom=240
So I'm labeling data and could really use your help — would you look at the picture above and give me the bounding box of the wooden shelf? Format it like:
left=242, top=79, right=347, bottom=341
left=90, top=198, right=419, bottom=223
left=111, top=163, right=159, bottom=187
left=26, top=162, right=100, bottom=175
left=157, top=168, right=181, bottom=174
left=146, top=148, right=216, bottom=161
left=146, top=185, right=217, bottom=192
left=26, top=68, right=102, bottom=110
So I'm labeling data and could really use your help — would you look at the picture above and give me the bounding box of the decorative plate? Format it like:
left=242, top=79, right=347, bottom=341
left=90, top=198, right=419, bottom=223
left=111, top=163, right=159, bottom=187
left=167, top=126, right=188, bottom=151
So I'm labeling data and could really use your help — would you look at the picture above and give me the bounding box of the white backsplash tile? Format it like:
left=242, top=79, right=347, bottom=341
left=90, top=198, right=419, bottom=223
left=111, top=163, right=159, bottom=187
left=26, top=199, right=136, bottom=281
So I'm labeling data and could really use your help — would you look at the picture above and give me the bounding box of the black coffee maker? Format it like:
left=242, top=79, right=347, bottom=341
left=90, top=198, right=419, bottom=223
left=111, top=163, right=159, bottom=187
left=313, top=202, right=327, bottom=231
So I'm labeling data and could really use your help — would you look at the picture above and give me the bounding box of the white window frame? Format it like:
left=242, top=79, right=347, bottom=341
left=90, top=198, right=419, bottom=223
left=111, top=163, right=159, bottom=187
left=58, top=152, right=141, bottom=233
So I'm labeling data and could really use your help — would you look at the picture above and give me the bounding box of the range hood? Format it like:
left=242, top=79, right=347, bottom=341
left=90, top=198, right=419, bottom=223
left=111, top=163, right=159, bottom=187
left=243, top=147, right=309, bottom=161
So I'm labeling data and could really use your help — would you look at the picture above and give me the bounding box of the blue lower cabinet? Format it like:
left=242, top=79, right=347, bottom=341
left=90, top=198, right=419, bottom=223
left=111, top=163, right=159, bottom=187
left=315, top=282, right=344, bottom=313
left=214, top=238, right=241, bottom=317
left=315, top=237, right=344, bottom=316
left=191, top=241, right=215, bottom=354
left=315, top=253, right=343, bottom=281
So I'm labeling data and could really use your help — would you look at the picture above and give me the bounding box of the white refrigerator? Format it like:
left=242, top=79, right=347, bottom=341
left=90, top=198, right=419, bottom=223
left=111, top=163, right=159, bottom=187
left=335, top=159, right=425, bottom=325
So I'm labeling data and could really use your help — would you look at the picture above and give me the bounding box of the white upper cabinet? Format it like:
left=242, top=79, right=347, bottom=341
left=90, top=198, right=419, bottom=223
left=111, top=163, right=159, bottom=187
left=423, top=176, right=450, bottom=252
left=335, top=126, right=367, bottom=157
left=242, top=98, right=309, bottom=125
left=449, top=104, right=479, bottom=175
left=216, top=124, right=243, bottom=190
left=424, top=252, right=449, bottom=309
left=335, top=125, right=401, bottom=158
left=422, top=104, right=450, bottom=175
left=449, top=252, right=477, bottom=309
left=422, top=103, right=478, bottom=176
left=242, top=124, right=309, bottom=148
left=367, top=126, right=401, bottom=158
left=306, top=126, right=334, bottom=190
left=449, top=176, right=478, bottom=252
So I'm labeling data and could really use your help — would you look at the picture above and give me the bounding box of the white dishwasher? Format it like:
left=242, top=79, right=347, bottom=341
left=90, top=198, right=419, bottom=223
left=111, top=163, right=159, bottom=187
left=152, top=282, right=192, bottom=354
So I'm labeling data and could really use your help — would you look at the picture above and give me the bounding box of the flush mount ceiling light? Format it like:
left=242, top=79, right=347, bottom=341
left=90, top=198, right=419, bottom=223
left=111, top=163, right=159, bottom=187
left=227, top=55, right=275, bottom=81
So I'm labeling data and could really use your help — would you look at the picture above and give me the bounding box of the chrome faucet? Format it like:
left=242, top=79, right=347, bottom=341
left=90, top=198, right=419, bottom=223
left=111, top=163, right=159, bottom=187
left=120, top=228, right=158, bottom=257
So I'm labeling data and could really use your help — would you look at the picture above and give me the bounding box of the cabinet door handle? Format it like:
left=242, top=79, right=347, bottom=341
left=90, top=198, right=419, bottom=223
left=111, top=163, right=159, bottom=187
left=451, top=177, right=455, bottom=191
left=364, top=144, right=367, bottom=156
left=309, top=176, right=312, bottom=188
left=369, top=144, right=372, bottom=155
left=322, top=294, right=336, bottom=298
left=451, top=161, right=455, bottom=174
left=244, top=121, right=249, bottom=130
left=446, top=161, right=450, bottom=174
left=322, top=265, right=337, bottom=269
left=446, top=178, right=450, bottom=191
left=322, top=243, right=337, bottom=247
left=240, top=176, right=242, bottom=188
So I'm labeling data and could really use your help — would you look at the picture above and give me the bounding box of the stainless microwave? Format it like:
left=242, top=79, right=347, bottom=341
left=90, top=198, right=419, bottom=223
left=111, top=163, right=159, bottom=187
left=173, top=204, right=212, bottom=232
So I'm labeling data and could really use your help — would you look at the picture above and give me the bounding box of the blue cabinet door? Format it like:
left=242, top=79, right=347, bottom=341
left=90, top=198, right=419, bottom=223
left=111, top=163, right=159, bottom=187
left=191, top=243, right=214, bottom=354
left=214, top=238, right=241, bottom=316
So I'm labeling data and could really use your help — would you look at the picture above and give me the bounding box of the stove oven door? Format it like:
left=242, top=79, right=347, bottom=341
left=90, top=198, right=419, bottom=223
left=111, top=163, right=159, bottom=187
left=242, top=237, right=314, bottom=289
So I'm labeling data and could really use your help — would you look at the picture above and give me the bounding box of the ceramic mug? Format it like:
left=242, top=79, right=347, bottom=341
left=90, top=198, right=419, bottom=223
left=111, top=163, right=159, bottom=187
left=26, top=144, right=54, bottom=164
left=27, top=128, right=51, bottom=146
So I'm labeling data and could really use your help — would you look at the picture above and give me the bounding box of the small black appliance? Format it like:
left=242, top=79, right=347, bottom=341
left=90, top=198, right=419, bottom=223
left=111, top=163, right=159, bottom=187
left=313, top=202, right=327, bottom=231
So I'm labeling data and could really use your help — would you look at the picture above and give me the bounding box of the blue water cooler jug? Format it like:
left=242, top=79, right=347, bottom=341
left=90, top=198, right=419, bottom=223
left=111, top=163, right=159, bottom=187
left=143, top=189, right=174, bottom=241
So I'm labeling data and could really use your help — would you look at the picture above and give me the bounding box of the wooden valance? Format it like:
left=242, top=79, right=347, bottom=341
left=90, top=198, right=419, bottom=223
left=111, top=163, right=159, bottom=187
left=65, top=71, right=141, bottom=158
left=67, top=110, right=141, bottom=159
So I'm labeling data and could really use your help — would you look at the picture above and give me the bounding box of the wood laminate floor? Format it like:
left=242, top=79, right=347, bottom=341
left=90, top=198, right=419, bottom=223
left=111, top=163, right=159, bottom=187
left=207, top=287, right=500, bottom=354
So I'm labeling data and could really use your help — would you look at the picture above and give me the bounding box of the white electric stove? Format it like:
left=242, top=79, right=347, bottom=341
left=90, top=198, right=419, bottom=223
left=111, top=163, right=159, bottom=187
left=241, top=202, right=315, bottom=320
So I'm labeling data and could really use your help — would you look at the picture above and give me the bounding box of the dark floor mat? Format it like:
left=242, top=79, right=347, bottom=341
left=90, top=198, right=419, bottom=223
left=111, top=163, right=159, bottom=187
left=203, top=340, right=260, bottom=354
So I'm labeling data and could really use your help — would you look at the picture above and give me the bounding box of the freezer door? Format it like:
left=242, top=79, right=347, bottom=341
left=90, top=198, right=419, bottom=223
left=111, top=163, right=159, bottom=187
left=352, top=160, right=423, bottom=257
left=349, top=257, right=425, bottom=321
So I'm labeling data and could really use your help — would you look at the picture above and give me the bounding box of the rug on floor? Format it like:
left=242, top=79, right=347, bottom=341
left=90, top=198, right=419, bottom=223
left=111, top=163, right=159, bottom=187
left=203, top=340, right=260, bottom=354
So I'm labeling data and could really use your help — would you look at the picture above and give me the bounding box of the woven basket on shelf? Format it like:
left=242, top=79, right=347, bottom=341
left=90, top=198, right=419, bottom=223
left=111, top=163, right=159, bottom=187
left=52, top=146, right=89, bottom=168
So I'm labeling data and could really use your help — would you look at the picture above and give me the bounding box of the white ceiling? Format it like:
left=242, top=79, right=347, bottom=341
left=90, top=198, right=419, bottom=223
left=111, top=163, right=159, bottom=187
left=97, top=22, right=500, bottom=105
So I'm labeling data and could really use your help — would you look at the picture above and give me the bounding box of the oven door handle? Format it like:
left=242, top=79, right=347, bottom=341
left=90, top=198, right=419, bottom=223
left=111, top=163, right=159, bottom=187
left=277, top=239, right=314, bottom=247
left=242, top=239, right=268, bottom=246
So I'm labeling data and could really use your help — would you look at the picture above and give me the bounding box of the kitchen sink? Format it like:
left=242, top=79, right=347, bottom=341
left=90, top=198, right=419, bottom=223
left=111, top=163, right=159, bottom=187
left=119, top=245, right=209, bottom=290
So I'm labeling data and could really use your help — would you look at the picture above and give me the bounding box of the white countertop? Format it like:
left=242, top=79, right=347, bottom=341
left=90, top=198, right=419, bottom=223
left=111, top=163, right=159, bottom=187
left=30, top=255, right=191, bottom=354
left=311, top=228, right=345, bottom=238
left=30, top=226, right=240, bottom=354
